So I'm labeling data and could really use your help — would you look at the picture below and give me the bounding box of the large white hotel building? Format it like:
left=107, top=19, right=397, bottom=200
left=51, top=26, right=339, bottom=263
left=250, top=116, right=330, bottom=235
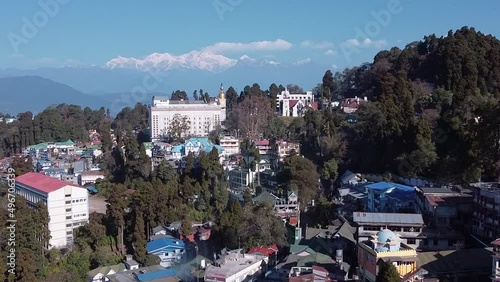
left=150, top=85, right=227, bottom=140
left=15, top=172, right=89, bottom=248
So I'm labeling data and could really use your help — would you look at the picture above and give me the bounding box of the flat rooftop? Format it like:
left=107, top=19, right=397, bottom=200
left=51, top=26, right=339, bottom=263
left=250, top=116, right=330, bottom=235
left=353, top=212, right=424, bottom=225
left=204, top=251, right=265, bottom=279
left=424, top=194, right=472, bottom=206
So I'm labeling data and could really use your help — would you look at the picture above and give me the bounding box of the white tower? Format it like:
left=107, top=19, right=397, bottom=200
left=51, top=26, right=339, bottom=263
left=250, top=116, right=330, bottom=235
left=219, top=83, right=226, bottom=122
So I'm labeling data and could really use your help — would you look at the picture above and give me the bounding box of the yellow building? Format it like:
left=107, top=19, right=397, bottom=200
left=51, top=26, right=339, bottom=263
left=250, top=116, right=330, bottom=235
left=357, top=229, right=417, bottom=282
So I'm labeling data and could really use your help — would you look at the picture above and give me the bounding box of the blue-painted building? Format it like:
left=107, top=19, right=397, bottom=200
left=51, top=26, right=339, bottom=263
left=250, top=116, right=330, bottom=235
left=365, top=182, right=416, bottom=213
left=170, top=137, right=224, bottom=160
left=146, top=238, right=186, bottom=267
left=136, top=268, right=177, bottom=281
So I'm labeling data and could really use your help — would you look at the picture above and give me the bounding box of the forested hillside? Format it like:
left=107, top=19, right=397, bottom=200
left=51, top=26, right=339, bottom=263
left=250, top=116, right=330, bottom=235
left=342, top=26, right=500, bottom=183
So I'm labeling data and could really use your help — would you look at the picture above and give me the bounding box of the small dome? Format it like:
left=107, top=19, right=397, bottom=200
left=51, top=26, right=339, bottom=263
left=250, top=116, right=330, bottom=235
left=376, top=229, right=397, bottom=243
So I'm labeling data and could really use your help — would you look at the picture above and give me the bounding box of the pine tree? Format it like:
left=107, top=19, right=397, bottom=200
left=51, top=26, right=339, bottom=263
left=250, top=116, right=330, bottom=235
left=107, top=183, right=128, bottom=254
left=133, top=211, right=147, bottom=265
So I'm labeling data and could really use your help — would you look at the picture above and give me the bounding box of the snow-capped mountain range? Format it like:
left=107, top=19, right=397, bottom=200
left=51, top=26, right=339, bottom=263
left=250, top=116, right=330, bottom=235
left=105, top=51, right=285, bottom=72
left=0, top=52, right=331, bottom=115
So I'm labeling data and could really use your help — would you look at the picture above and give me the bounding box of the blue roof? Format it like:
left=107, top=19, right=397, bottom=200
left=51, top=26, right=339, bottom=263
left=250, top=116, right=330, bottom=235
left=365, top=182, right=414, bottom=192
left=87, top=186, right=98, bottom=193
left=146, top=238, right=185, bottom=254
left=171, top=145, right=183, bottom=153
left=136, top=268, right=177, bottom=281
left=172, top=138, right=224, bottom=155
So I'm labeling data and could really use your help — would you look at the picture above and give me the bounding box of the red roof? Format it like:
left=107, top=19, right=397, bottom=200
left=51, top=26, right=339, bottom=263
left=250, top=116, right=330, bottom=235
left=16, top=172, right=77, bottom=194
left=248, top=244, right=278, bottom=256
left=289, top=100, right=299, bottom=108
left=253, top=139, right=270, bottom=146
left=309, top=102, right=318, bottom=110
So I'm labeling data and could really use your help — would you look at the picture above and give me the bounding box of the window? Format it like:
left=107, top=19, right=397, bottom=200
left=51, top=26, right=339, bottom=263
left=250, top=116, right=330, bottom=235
left=407, top=238, right=416, bottom=245
left=66, top=223, right=72, bottom=227
left=65, top=200, right=71, bottom=204
left=66, top=231, right=72, bottom=235
left=433, top=239, right=438, bottom=246
left=65, top=194, right=71, bottom=197
left=66, top=216, right=72, bottom=220
left=66, top=208, right=71, bottom=212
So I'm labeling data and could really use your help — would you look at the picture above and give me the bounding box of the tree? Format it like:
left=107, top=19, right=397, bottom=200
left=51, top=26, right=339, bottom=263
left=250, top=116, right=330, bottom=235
left=322, top=70, right=335, bottom=102
left=10, top=156, right=33, bottom=176
left=285, top=84, right=304, bottom=93
left=243, top=188, right=252, bottom=204
left=376, top=262, right=402, bottom=282
left=232, top=95, right=273, bottom=140
left=133, top=211, right=147, bottom=264
left=168, top=114, right=191, bottom=140
left=226, top=86, right=238, bottom=112
left=171, top=90, right=188, bottom=101
left=321, top=158, right=338, bottom=191
left=193, top=90, right=198, bottom=101
left=106, top=183, right=128, bottom=254
left=278, top=155, right=319, bottom=207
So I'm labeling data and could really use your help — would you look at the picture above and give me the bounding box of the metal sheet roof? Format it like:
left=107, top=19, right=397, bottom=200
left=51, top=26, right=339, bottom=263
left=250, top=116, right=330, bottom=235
left=353, top=212, right=424, bottom=225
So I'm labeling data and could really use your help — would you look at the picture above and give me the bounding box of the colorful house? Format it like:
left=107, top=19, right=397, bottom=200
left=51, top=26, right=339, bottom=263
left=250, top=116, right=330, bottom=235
left=170, top=137, right=224, bottom=160
left=365, top=182, right=416, bottom=213
left=146, top=238, right=186, bottom=267
left=357, top=229, right=417, bottom=282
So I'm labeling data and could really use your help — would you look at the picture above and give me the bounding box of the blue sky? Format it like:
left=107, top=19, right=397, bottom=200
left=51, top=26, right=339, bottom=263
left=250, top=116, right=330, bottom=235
left=1, top=0, right=500, bottom=70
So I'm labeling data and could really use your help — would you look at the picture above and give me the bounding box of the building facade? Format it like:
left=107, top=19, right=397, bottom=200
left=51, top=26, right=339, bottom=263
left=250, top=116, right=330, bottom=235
left=471, top=183, right=500, bottom=243
left=357, top=229, right=417, bottom=282
left=150, top=86, right=226, bottom=140
left=204, top=249, right=268, bottom=282
left=16, top=172, right=89, bottom=248
left=353, top=212, right=424, bottom=250
left=276, top=89, right=314, bottom=117
left=219, top=137, right=240, bottom=156
left=365, top=182, right=416, bottom=213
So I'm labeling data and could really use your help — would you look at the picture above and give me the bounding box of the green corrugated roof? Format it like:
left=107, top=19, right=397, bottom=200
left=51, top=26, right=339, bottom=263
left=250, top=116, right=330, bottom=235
left=296, top=252, right=334, bottom=267
left=28, top=142, right=48, bottom=150
left=87, top=263, right=127, bottom=278
left=55, top=139, right=74, bottom=146
left=86, top=145, right=101, bottom=150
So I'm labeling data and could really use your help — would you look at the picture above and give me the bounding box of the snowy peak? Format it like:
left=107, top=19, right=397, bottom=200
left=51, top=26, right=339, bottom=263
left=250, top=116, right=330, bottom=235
left=106, top=52, right=282, bottom=73
left=106, top=51, right=238, bottom=73
left=292, top=58, right=312, bottom=65
left=236, top=55, right=280, bottom=66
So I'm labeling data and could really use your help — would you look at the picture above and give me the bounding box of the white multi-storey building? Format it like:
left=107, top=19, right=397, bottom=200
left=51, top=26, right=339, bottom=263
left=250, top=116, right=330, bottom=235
left=16, top=172, right=89, bottom=249
left=219, top=136, right=240, bottom=156
left=276, top=88, right=316, bottom=117
left=150, top=84, right=227, bottom=140
left=204, top=249, right=268, bottom=282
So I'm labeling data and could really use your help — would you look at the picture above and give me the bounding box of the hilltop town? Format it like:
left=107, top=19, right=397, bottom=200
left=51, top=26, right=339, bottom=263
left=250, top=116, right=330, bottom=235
left=2, top=27, right=500, bottom=282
